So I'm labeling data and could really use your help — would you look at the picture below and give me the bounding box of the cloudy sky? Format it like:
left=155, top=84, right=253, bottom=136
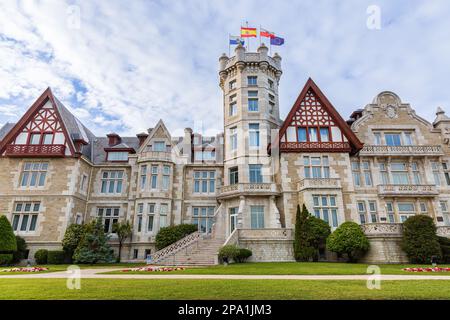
left=1, top=0, right=449, bottom=137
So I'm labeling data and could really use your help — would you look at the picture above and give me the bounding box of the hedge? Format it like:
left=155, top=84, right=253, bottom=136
left=34, top=249, right=48, bottom=264
left=12, top=236, right=28, bottom=263
left=218, top=245, right=252, bottom=263
left=47, top=250, right=65, bottom=264
left=0, top=254, right=13, bottom=266
left=155, top=224, right=198, bottom=250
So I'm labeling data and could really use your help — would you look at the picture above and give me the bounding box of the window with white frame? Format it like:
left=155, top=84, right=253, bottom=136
left=411, top=162, right=421, bottom=184
left=230, top=127, right=237, bottom=151
left=352, top=161, right=372, bottom=187
left=229, top=167, right=239, bottom=185
left=431, top=161, right=441, bottom=186
left=229, top=94, right=237, bottom=116
left=151, top=166, right=158, bottom=189
left=440, top=201, right=450, bottom=226
left=140, top=165, right=147, bottom=190
left=398, top=202, right=415, bottom=222
left=194, top=150, right=216, bottom=161
left=249, top=164, right=263, bottom=183
left=248, top=91, right=258, bottom=112
left=192, top=207, right=215, bottom=233
left=194, top=171, right=215, bottom=193
left=159, top=204, right=168, bottom=227
left=379, top=162, right=389, bottom=184
left=352, top=162, right=361, bottom=187
left=250, top=206, right=264, bottom=229
left=137, top=203, right=144, bottom=232
left=442, top=162, right=450, bottom=186
left=11, top=202, right=40, bottom=232
left=97, top=207, right=119, bottom=233
left=107, top=151, right=128, bottom=161
left=147, top=203, right=155, bottom=232
left=100, top=171, right=123, bottom=194
left=229, top=79, right=237, bottom=90
left=249, top=123, right=260, bottom=147
left=313, top=195, right=338, bottom=227
left=153, top=141, right=166, bottom=152
left=304, top=156, right=329, bottom=179
left=357, top=201, right=367, bottom=224
left=386, top=202, right=395, bottom=223
left=20, top=162, right=48, bottom=187
left=247, top=76, right=257, bottom=86
left=162, top=165, right=170, bottom=190
left=374, top=132, right=382, bottom=145
left=391, top=163, right=409, bottom=185
left=368, top=201, right=377, bottom=223
left=419, top=202, right=428, bottom=214
left=362, top=161, right=372, bottom=186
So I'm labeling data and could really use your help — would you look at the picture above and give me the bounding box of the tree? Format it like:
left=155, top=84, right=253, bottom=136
left=73, top=218, right=114, bottom=264
left=401, top=215, right=441, bottom=264
left=112, top=220, right=132, bottom=262
left=306, top=216, right=331, bottom=261
left=12, top=236, right=28, bottom=263
left=0, top=215, right=17, bottom=265
left=327, top=221, right=370, bottom=262
left=438, top=236, right=450, bottom=264
left=293, top=204, right=315, bottom=261
left=62, top=224, right=86, bottom=262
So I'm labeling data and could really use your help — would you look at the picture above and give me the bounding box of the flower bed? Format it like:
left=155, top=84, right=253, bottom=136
left=121, top=266, right=186, bottom=272
left=0, top=267, right=49, bottom=273
left=403, top=267, right=450, bottom=272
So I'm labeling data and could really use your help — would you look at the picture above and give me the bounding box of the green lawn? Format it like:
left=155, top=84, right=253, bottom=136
left=0, top=263, right=146, bottom=275
left=102, top=262, right=450, bottom=276
left=0, top=278, right=449, bottom=299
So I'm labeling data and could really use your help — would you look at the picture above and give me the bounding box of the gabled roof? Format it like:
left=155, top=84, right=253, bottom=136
left=137, top=119, right=173, bottom=153
left=0, top=88, right=96, bottom=158
left=275, top=78, right=363, bottom=154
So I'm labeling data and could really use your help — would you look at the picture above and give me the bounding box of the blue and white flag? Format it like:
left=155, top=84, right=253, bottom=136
left=270, top=36, right=284, bottom=46
left=229, top=35, right=245, bottom=45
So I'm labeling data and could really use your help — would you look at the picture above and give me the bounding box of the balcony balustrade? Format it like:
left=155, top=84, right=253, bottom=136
left=298, top=178, right=342, bottom=191
left=218, top=183, right=279, bottom=199
left=359, top=145, right=443, bottom=157
left=377, top=184, right=438, bottom=197
left=5, top=144, right=66, bottom=157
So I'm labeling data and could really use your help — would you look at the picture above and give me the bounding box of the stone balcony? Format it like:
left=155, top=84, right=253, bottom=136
left=217, top=183, right=280, bottom=199
left=359, top=145, right=444, bottom=157
left=377, top=184, right=438, bottom=197
left=437, top=226, right=450, bottom=238
left=138, top=151, right=173, bottom=162
left=298, top=178, right=342, bottom=191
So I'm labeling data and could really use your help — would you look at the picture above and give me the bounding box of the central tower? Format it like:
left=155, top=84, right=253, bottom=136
left=217, top=43, right=283, bottom=237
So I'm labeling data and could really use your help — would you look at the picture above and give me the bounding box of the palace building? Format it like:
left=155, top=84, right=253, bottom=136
left=1, top=43, right=450, bottom=264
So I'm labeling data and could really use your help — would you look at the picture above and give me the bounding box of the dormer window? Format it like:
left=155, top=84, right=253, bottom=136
left=153, top=141, right=166, bottom=152
left=107, top=151, right=128, bottom=161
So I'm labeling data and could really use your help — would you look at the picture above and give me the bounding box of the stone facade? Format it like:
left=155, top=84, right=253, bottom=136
left=1, top=45, right=450, bottom=264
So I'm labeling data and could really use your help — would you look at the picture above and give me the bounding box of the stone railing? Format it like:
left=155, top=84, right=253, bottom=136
left=238, top=228, right=293, bottom=240
left=377, top=184, right=438, bottom=197
left=147, top=231, right=200, bottom=264
left=437, top=226, right=450, bottom=238
left=139, top=151, right=173, bottom=162
left=218, top=183, right=280, bottom=199
left=298, top=178, right=341, bottom=191
left=361, top=223, right=403, bottom=237
left=223, top=229, right=239, bottom=246
left=359, top=145, right=443, bottom=156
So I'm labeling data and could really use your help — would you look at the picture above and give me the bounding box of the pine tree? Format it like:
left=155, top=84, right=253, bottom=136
left=73, top=218, right=114, bottom=264
left=293, top=204, right=315, bottom=261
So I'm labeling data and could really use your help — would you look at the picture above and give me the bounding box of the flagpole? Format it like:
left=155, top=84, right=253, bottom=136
left=228, top=33, right=230, bottom=57
left=246, top=21, right=250, bottom=52
left=259, top=25, right=261, bottom=47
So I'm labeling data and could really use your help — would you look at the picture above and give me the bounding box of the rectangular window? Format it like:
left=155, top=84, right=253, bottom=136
left=159, top=204, right=168, bottom=227
left=249, top=164, right=263, bottom=183
left=303, top=156, right=329, bottom=179
left=313, top=195, right=338, bottom=227
left=192, top=207, right=215, bottom=233
left=374, top=132, right=381, bottom=145
left=229, top=167, right=239, bottom=185
left=398, top=202, right=415, bottom=222
left=12, top=202, right=40, bottom=232
left=30, top=133, right=40, bottom=145
left=440, top=201, right=450, bottom=226
left=249, top=123, right=260, bottom=147
left=385, top=133, right=402, bottom=146
left=358, top=201, right=367, bottom=224
left=352, top=162, right=361, bottom=187
left=162, top=165, right=170, bottom=190
left=97, top=207, right=120, bottom=233
left=432, top=161, right=441, bottom=186
left=297, top=128, right=307, bottom=142
left=268, top=79, right=273, bottom=89
left=248, top=97, right=259, bottom=112
left=230, top=127, right=237, bottom=150
left=42, top=133, right=53, bottom=145
left=193, top=171, right=215, bottom=194
left=100, top=171, right=123, bottom=194
left=443, top=162, right=450, bottom=186
left=107, top=152, right=129, bottom=161
left=140, top=165, right=147, bottom=190
left=308, top=128, right=318, bottom=142
left=229, top=102, right=237, bottom=116
left=137, top=215, right=143, bottom=233
left=147, top=203, right=155, bottom=232
left=391, top=163, right=409, bottom=185
left=319, top=128, right=329, bottom=142
left=151, top=166, right=158, bottom=189
left=411, top=162, right=421, bottom=184
left=362, top=161, right=372, bottom=186
left=379, top=162, right=389, bottom=184
left=80, top=174, right=88, bottom=192
left=250, top=206, right=264, bottom=229
left=369, top=201, right=377, bottom=223
left=404, top=132, right=413, bottom=145
left=247, top=76, right=257, bottom=86
left=20, top=162, right=48, bottom=187
left=229, top=79, right=236, bottom=90
left=153, top=141, right=166, bottom=152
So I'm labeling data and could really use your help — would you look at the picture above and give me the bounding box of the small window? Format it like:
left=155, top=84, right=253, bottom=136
left=30, top=133, right=40, bottom=145
left=107, top=152, right=128, bottom=161
left=247, top=76, right=257, bottom=86
left=229, top=167, right=239, bottom=185
left=319, top=128, right=329, bottom=142
left=249, top=164, right=263, bottom=183
left=229, top=79, right=237, bottom=90
left=43, top=134, right=53, bottom=145
left=153, top=142, right=166, bottom=152
left=308, top=128, right=318, bottom=142
left=268, top=79, right=274, bottom=89
left=297, top=128, right=307, bottom=142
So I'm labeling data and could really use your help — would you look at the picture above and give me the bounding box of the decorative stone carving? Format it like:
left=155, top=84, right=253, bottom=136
left=385, top=104, right=398, bottom=118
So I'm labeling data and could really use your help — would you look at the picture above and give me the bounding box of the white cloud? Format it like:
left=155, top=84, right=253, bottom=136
left=0, top=0, right=449, bottom=137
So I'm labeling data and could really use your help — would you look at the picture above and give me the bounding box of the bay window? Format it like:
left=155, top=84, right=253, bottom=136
left=312, top=195, right=338, bottom=227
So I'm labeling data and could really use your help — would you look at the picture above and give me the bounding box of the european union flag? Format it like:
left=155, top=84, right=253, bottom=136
left=229, top=36, right=245, bottom=45
left=270, top=36, right=284, bottom=46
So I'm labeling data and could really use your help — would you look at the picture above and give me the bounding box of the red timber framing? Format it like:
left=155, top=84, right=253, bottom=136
left=274, top=78, right=363, bottom=154
left=0, top=88, right=77, bottom=157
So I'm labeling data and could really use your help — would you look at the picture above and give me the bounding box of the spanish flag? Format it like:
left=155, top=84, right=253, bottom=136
left=241, top=27, right=257, bottom=38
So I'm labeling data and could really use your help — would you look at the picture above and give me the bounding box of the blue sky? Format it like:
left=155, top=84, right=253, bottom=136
left=1, top=0, right=450, bottom=137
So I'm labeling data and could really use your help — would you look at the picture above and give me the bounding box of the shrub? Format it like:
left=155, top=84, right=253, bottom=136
left=438, top=236, right=450, bottom=263
left=235, top=248, right=252, bottom=263
left=0, top=215, right=17, bottom=252
left=0, top=254, right=13, bottom=265
left=306, top=216, right=331, bottom=261
left=401, top=215, right=441, bottom=264
left=47, top=250, right=65, bottom=264
left=327, top=222, right=370, bottom=262
left=12, top=236, right=28, bottom=263
left=73, top=218, right=114, bottom=264
left=218, top=245, right=240, bottom=262
left=155, top=224, right=198, bottom=250
left=293, top=204, right=315, bottom=261
left=34, top=249, right=48, bottom=264
left=62, top=224, right=86, bottom=262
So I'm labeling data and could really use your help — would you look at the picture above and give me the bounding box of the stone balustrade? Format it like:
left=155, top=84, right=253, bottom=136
left=361, top=223, right=403, bottom=237
left=139, top=151, right=173, bottom=162
left=298, top=178, right=341, bottom=191
left=148, top=231, right=201, bottom=263
left=437, top=226, right=450, bottom=238
left=238, top=228, right=293, bottom=240
left=377, top=184, right=438, bottom=197
left=217, top=183, right=280, bottom=199
left=359, top=145, right=443, bottom=156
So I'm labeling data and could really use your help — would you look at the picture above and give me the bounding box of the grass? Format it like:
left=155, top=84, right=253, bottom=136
left=102, top=262, right=450, bottom=276
left=0, top=278, right=450, bottom=299
left=0, top=263, right=146, bottom=275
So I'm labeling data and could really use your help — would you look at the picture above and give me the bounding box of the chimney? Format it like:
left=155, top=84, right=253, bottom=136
left=136, top=132, right=149, bottom=147
left=106, top=133, right=121, bottom=146
left=184, top=128, right=193, bottom=162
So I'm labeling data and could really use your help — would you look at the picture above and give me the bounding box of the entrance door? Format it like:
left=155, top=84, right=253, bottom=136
left=229, top=207, right=238, bottom=234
